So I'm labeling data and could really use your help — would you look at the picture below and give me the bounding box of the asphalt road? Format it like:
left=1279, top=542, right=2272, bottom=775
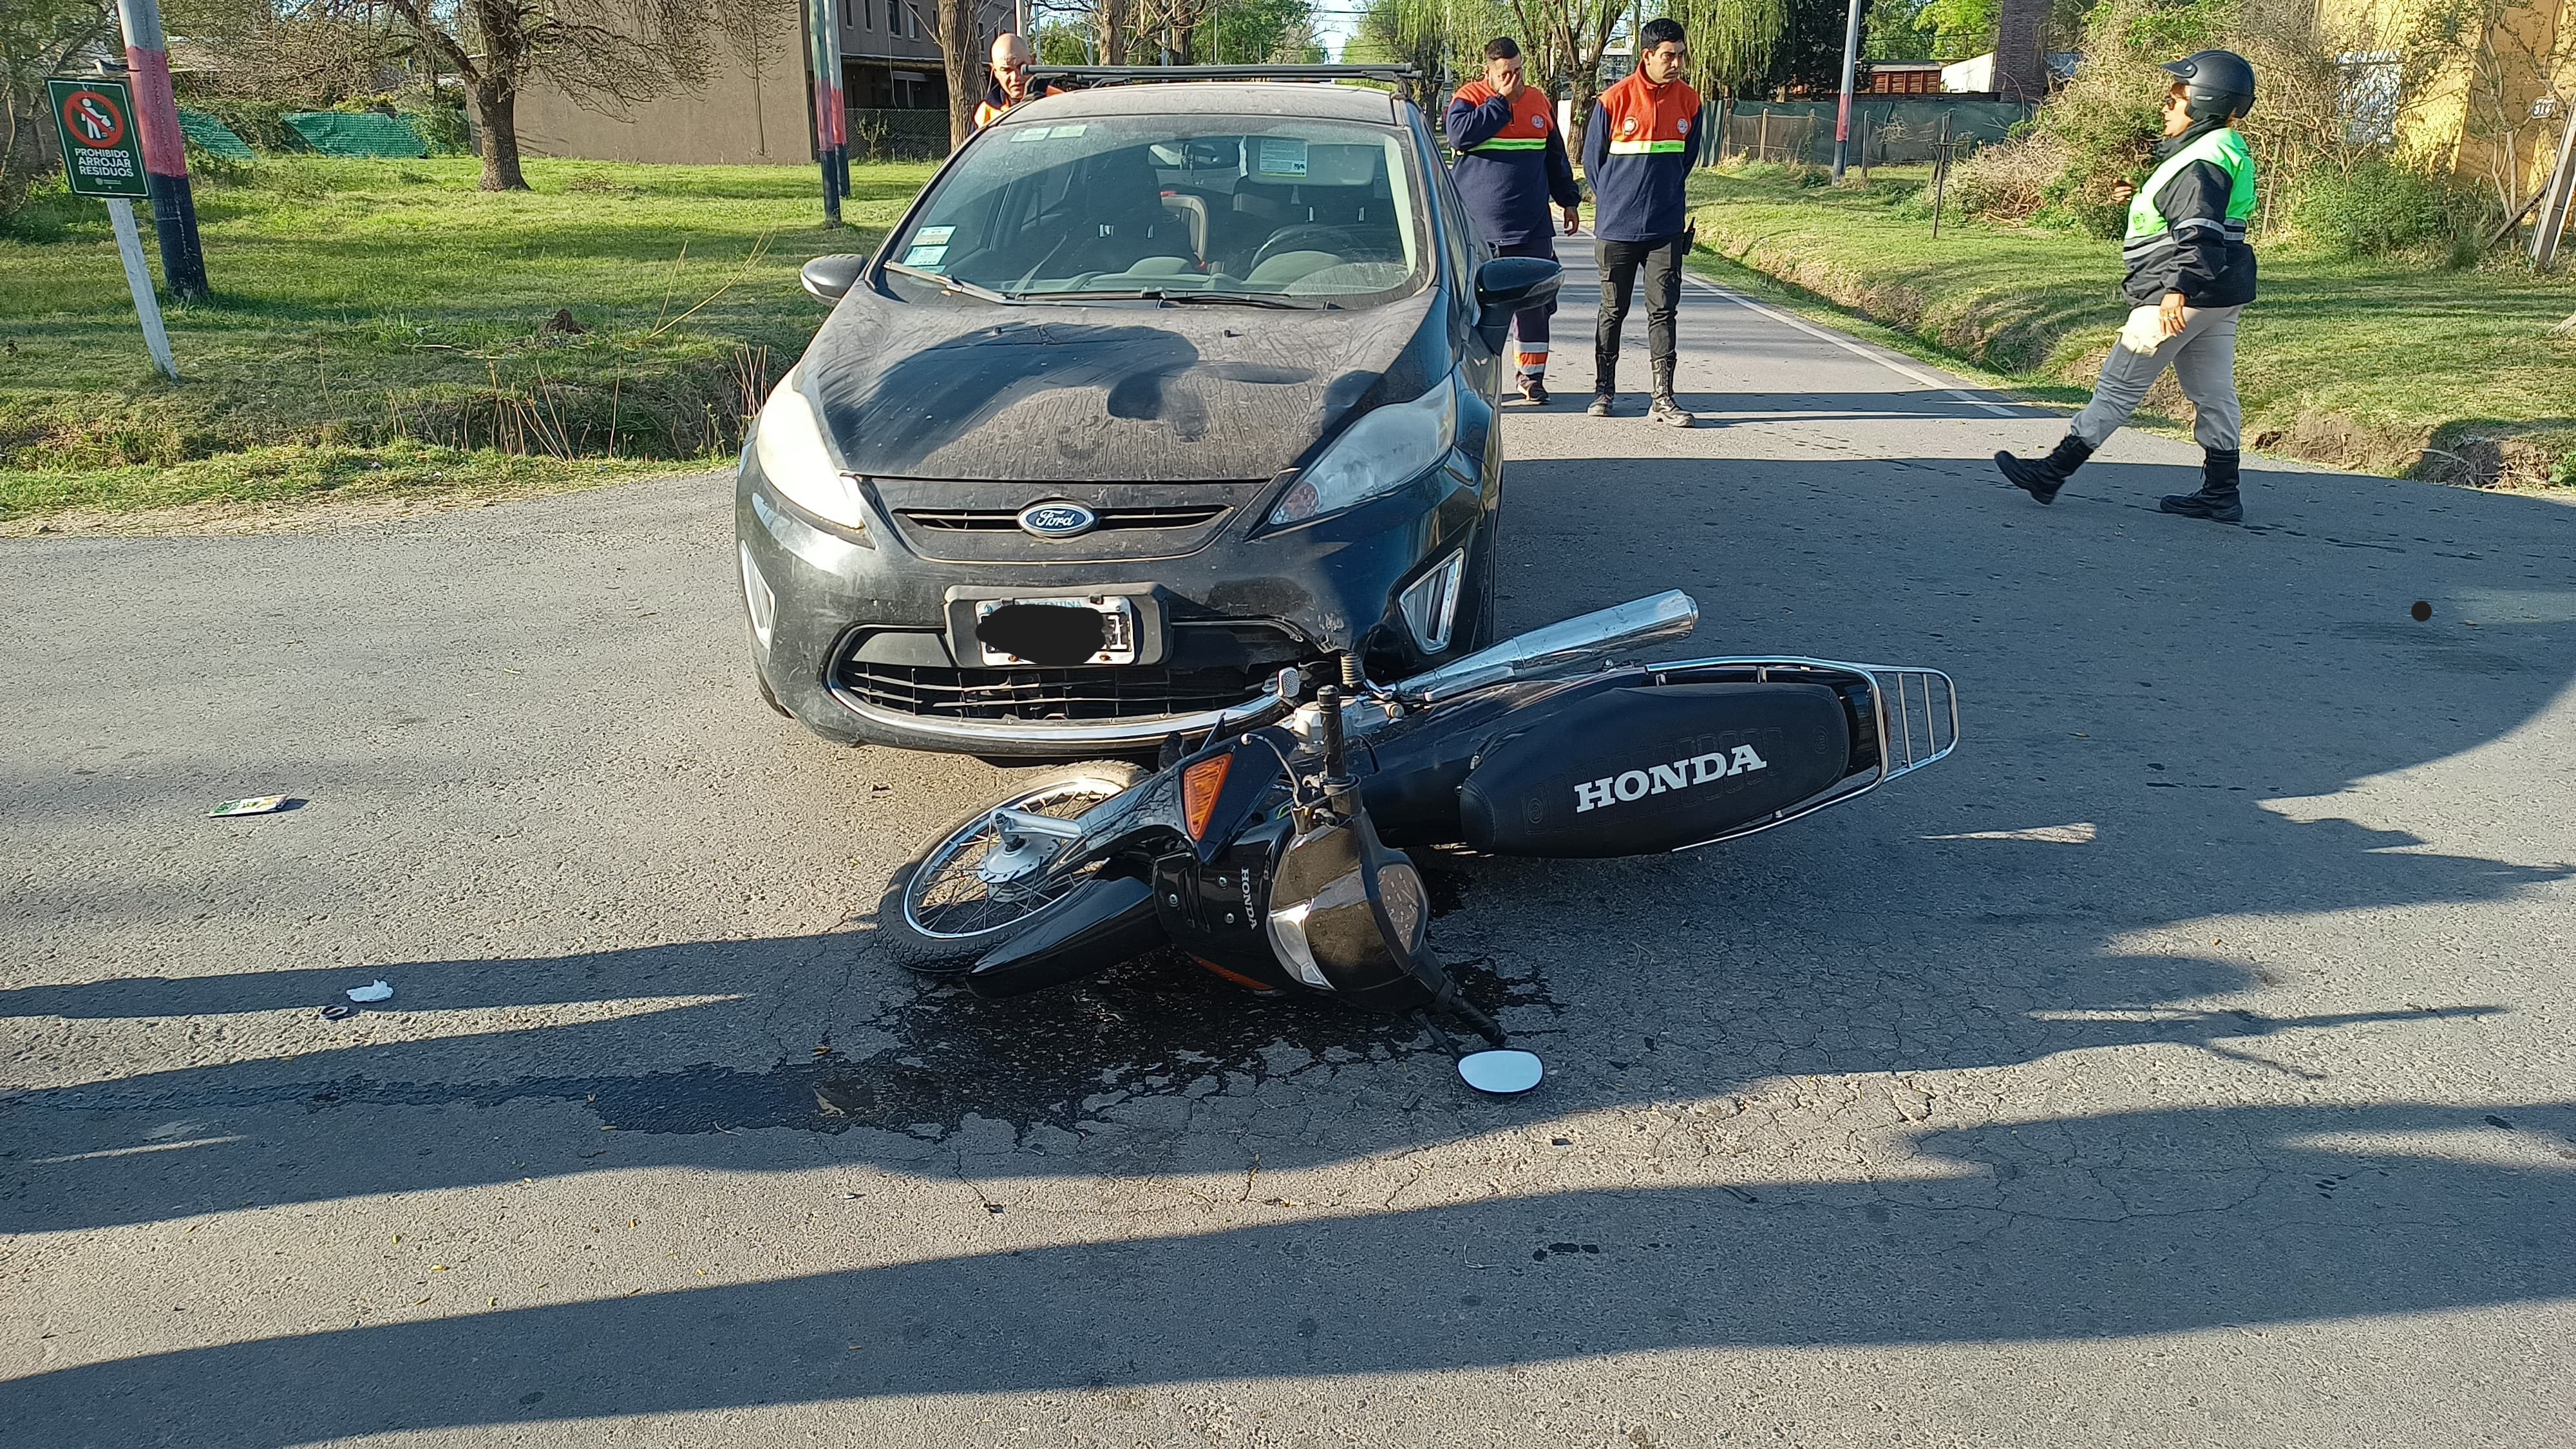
left=7, top=244, right=2574, bottom=1448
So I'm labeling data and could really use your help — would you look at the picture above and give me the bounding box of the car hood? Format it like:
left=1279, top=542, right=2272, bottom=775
left=800, top=287, right=1445, bottom=482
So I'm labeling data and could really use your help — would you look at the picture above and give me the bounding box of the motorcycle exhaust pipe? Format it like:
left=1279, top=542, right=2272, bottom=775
left=1392, top=590, right=1699, bottom=706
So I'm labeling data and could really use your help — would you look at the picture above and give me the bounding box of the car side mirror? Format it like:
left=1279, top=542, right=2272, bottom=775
left=1472, top=256, right=1563, bottom=352
left=801, top=254, right=869, bottom=305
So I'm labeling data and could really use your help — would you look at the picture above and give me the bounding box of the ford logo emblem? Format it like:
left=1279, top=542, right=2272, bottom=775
left=1018, top=502, right=1098, bottom=538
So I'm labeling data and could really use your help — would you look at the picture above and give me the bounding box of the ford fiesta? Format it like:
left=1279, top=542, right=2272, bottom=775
left=735, top=71, right=1560, bottom=757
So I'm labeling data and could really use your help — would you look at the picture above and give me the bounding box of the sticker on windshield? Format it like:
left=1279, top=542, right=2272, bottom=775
left=1255, top=137, right=1309, bottom=176
left=915, top=225, right=954, bottom=244
left=1010, top=124, right=1086, bottom=142
left=901, top=243, right=949, bottom=267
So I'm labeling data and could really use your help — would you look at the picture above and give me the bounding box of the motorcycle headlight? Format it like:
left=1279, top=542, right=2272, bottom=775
left=1269, top=370, right=1459, bottom=527
left=751, top=366, right=867, bottom=531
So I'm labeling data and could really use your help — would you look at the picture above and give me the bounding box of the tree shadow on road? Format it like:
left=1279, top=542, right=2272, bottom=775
left=15, top=1097, right=2573, bottom=1446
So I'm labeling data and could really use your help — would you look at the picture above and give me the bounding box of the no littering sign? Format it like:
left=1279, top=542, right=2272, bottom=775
left=46, top=77, right=150, bottom=200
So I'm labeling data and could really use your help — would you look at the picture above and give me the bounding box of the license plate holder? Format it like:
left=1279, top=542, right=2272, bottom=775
left=973, top=595, right=1138, bottom=667
left=943, top=585, right=1168, bottom=668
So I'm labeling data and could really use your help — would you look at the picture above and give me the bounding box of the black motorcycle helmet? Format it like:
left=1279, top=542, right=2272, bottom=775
left=2162, top=49, right=2257, bottom=122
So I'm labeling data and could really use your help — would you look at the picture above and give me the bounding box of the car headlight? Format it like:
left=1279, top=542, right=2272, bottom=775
left=1269, top=370, right=1459, bottom=527
left=752, top=366, right=867, bottom=530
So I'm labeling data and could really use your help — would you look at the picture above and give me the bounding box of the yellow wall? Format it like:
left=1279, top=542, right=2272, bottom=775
left=2322, top=0, right=2572, bottom=195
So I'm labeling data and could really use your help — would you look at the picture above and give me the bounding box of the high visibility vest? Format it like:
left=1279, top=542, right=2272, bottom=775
left=1455, top=83, right=1557, bottom=154
left=2123, top=127, right=2256, bottom=260
left=1597, top=70, right=1701, bottom=156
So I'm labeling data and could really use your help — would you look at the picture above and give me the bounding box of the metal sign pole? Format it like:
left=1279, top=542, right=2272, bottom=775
left=47, top=74, right=176, bottom=379
left=106, top=198, right=179, bottom=379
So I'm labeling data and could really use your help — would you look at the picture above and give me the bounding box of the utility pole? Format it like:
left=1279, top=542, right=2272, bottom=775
left=805, top=0, right=847, bottom=225
left=2532, top=97, right=2576, bottom=270
left=113, top=0, right=208, bottom=302
left=1831, top=0, right=1863, bottom=180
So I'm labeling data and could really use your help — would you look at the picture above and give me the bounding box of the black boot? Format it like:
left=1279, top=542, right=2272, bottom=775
left=1993, top=434, right=2094, bottom=505
left=2161, top=448, right=2243, bottom=523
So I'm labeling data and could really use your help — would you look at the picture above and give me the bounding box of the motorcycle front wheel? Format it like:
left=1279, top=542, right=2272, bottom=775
left=874, top=761, right=1147, bottom=974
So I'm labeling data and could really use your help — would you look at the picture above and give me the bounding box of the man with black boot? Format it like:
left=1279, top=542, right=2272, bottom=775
left=1582, top=17, right=1702, bottom=426
left=1996, top=50, right=2259, bottom=522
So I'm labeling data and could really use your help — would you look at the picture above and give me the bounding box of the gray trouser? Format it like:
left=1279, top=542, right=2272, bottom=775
left=2070, top=304, right=2244, bottom=451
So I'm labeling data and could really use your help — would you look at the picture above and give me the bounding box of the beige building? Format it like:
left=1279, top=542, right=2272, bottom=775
left=516, top=0, right=1012, bottom=166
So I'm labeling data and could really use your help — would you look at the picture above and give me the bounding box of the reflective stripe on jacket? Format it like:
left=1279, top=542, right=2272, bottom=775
left=2120, top=125, right=2258, bottom=307
left=1582, top=71, right=1703, bottom=242
left=1445, top=81, right=1581, bottom=246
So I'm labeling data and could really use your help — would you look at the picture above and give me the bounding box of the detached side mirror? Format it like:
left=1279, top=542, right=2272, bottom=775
left=800, top=254, right=869, bottom=305
left=1472, top=256, right=1564, bottom=352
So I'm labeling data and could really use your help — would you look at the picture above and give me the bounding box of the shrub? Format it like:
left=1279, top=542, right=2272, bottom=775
left=2284, top=156, right=2487, bottom=260
left=1951, top=129, right=2074, bottom=222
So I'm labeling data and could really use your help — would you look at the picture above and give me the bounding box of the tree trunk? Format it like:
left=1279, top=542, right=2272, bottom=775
left=470, top=80, right=527, bottom=191
left=938, top=0, right=980, bottom=151
left=1101, top=0, right=1130, bottom=64
left=1992, top=0, right=2048, bottom=102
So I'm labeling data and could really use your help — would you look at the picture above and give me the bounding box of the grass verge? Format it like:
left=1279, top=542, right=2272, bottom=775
left=0, top=157, right=933, bottom=522
left=1685, top=165, right=2576, bottom=487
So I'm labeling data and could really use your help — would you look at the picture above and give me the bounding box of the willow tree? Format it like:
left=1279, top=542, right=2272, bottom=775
left=1382, top=0, right=1624, bottom=152
left=1672, top=0, right=1788, bottom=99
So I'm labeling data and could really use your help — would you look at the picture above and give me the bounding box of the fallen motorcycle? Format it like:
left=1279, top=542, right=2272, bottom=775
left=878, top=591, right=1957, bottom=1093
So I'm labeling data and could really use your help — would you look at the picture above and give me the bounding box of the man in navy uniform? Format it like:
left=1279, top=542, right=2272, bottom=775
left=1446, top=37, right=1582, bottom=405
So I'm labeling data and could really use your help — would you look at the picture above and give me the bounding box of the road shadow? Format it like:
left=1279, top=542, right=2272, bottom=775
left=15, top=1098, right=2573, bottom=1446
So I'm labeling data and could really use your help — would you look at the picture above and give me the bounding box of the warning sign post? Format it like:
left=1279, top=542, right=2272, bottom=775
left=46, top=75, right=177, bottom=380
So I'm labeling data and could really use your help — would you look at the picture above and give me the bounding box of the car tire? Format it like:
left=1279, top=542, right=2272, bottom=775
left=873, top=760, right=1150, bottom=975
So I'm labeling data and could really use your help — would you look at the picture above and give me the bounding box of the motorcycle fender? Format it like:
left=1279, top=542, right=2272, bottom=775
left=1154, top=814, right=1301, bottom=991
left=1458, top=682, right=1852, bottom=857
left=965, top=874, right=1166, bottom=999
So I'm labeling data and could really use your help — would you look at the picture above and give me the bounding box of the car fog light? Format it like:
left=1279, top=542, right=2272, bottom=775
left=739, top=542, right=776, bottom=650
left=1398, top=549, right=1466, bottom=653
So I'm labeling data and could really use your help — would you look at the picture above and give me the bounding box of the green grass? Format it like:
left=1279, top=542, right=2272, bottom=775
left=0, top=157, right=934, bottom=520
left=1685, top=166, right=2576, bottom=485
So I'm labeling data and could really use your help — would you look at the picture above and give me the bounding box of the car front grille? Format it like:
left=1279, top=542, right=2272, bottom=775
left=835, top=621, right=1313, bottom=723
left=898, top=504, right=1229, bottom=533
left=838, top=663, right=1269, bottom=721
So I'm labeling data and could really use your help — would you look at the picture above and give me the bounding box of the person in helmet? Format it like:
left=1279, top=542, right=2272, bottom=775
left=1994, top=50, right=2260, bottom=522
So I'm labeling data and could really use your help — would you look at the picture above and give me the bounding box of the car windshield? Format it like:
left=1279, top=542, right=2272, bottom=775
left=882, top=113, right=1428, bottom=306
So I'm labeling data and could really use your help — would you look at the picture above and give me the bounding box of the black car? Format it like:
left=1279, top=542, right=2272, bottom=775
left=736, top=71, right=1560, bottom=757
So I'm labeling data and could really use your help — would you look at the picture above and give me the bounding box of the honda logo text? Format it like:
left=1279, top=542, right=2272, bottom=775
left=1573, top=745, right=1768, bottom=813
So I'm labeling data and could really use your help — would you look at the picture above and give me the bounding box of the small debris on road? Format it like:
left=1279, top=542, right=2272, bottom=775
left=2412, top=600, right=2434, bottom=621
left=346, top=980, right=395, bottom=1003
left=319, top=1003, right=358, bottom=1021
left=209, top=795, right=292, bottom=817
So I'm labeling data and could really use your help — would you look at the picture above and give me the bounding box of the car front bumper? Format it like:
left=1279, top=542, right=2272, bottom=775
left=734, top=446, right=1495, bottom=757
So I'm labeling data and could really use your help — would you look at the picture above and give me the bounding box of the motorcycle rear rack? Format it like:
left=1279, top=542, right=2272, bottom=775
left=1644, top=656, right=1958, bottom=852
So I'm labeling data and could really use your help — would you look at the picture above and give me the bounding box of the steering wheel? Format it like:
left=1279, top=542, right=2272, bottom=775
left=1251, top=224, right=1368, bottom=273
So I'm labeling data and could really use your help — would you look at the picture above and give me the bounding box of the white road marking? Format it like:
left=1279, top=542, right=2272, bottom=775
left=1678, top=271, right=2025, bottom=417
left=36, top=1135, right=245, bottom=1164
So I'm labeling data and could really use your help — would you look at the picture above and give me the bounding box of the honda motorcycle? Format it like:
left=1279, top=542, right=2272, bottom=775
left=878, top=591, right=1957, bottom=1094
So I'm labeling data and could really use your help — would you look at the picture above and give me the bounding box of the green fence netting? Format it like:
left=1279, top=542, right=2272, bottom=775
left=176, top=108, right=256, bottom=160
left=282, top=111, right=428, bottom=158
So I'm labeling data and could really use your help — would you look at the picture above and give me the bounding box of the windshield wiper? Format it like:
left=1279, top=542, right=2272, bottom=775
left=880, top=261, right=1020, bottom=305
left=1013, top=287, right=1329, bottom=310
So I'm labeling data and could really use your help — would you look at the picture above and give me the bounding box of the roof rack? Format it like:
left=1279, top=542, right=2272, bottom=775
left=1028, top=63, right=1423, bottom=102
